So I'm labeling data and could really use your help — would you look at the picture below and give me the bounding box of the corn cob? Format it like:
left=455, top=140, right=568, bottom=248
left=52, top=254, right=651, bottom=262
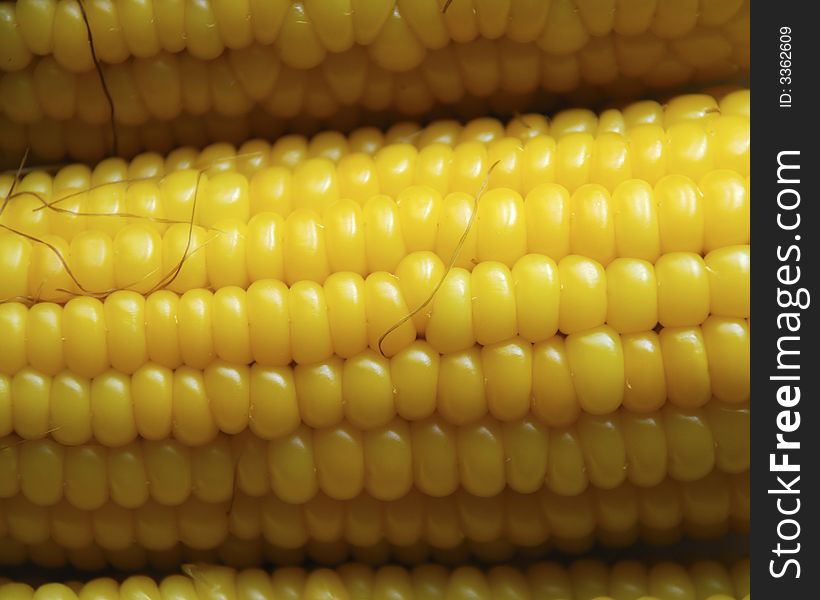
left=0, top=559, right=752, bottom=600
left=0, top=108, right=298, bottom=168
left=0, top=314, right=749, bottom=430
left=0, top=91, right=743, bottom=168
left=0, top=401, right=748, bottom=506
left=0, top=331, right=745, bottom=438
left=5, top=536, right=546, bottom=572
left=0, top=231, right=750, bottom=343
left=1, top=1, right=752, bottom=586
left=0, top=242, right=751, bottom=348
left=1, top=0, right=750, bottom=72
left=0, top=470, right=749, bottom=551
left=0, top=177, right=751, bottom=305
left=0, top=528, right=753, bottom=572
left=0, top=177, right=750, bottom=306
left=0, top=21, right=749, bottom=128
left=0, top=88, right=750, bottom=179
left=0, top=535, right=523, bottom=571
left=1, top=535, right=562, bottom=572
left=1, top=108, right=750, bottom=237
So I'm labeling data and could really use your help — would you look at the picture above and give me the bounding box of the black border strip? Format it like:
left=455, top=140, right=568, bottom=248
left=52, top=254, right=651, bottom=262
left=752, top=2, right=820, bottom=595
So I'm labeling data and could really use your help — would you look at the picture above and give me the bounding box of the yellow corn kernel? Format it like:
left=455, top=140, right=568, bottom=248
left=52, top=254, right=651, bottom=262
left=705, top=245, right=750, bottom=319
left=0, top=472, right=747, bottom=552
left=655, top=252, right=710, bottom=327
left=557, top=255, right=607, bottom=334
left=566, top=325, right=625, bottom=415
left=707, top=115, right=750, bottom=176
left=702, top=316, right=750, bottom=404
left=569, top=184, right=616, bottom=266
left=606, top=258, right=658, bottom=333
left=655, top=174, right=705, bottom=254
left=659, top=327, right=712, bottom=408
left=700, top=169, right=750, bottom=252
left=621, top=331, right=667, bottom=414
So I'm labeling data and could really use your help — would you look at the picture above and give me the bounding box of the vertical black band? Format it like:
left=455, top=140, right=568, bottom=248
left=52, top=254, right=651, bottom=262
left=752, top=2, right=820, bottom=595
